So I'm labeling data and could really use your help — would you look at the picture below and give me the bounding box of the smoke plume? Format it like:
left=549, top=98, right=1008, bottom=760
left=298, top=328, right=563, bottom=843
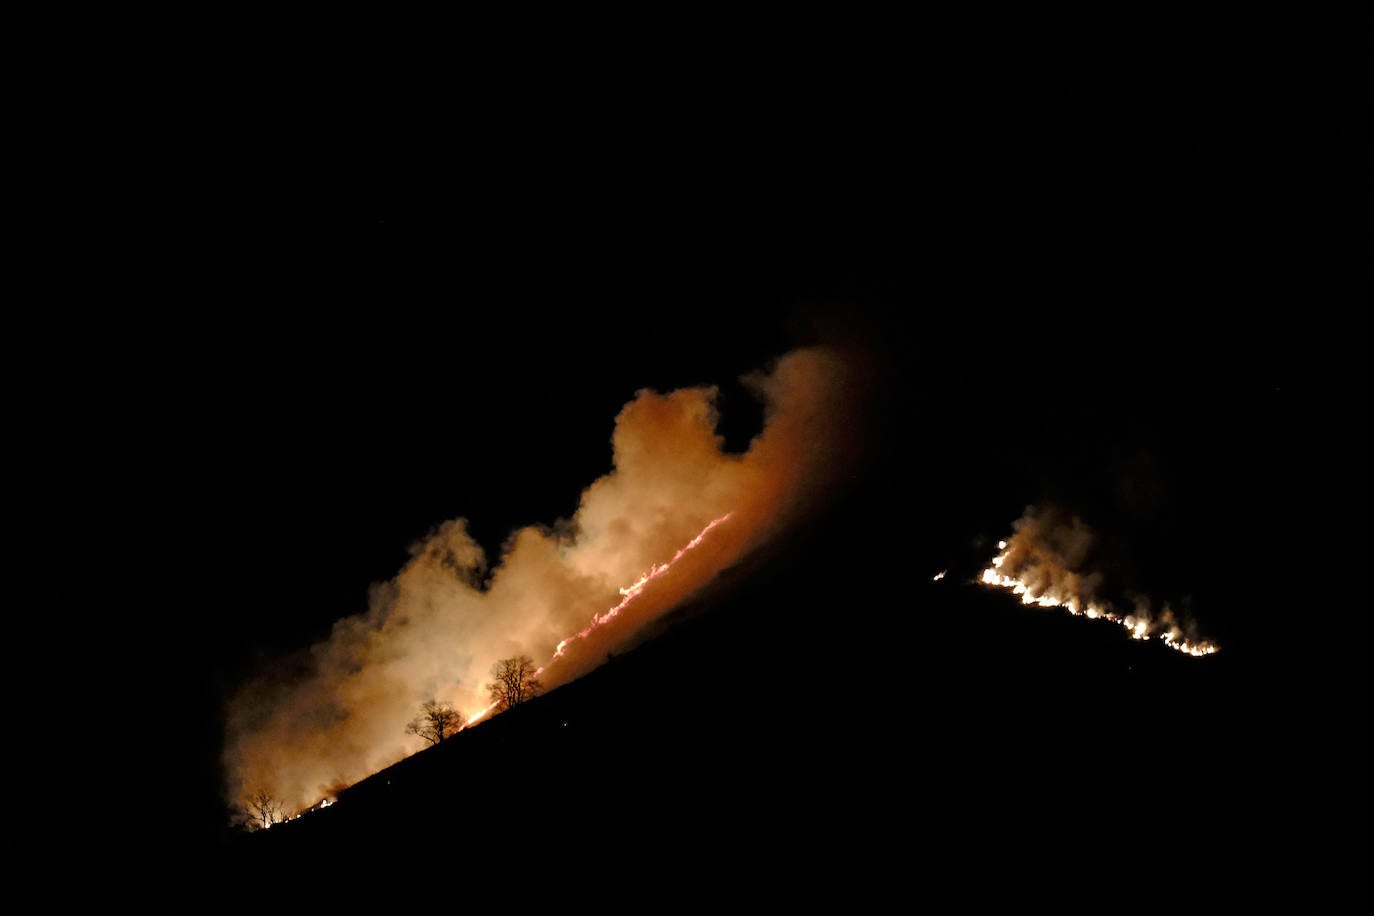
left=224, top=346, right=866, bottom=815
left=980, top=505, right=1218, bottom=656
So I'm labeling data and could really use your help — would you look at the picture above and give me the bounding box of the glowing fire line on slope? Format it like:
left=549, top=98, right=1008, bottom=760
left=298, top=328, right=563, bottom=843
left=461, top=513, right=734, bottom=729
left=978, top=540, right=1219, bottom=657
left=277, top=515, right=737, bottom=822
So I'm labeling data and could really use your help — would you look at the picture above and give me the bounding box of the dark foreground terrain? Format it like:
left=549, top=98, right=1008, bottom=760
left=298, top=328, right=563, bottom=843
left=16, top=9, right=1361, bottom=900
left=195, top=450, right=1345, bottom=897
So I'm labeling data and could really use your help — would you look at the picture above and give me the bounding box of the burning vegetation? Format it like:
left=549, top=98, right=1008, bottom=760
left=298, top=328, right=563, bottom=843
left=978, top=506, right=1219, bottom=657
left=223, top=347, right=867, bottom=819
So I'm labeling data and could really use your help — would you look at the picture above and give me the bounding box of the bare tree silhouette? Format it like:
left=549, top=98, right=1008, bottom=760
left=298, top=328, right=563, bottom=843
left=405, top=699, right=466, bottom=746
left=239, top=789, right=288, bottom=832
left=486, top=655, right=543, bottom=712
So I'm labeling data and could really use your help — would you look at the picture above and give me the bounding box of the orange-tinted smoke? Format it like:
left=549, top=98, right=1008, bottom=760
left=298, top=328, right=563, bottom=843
left=978, top=505, right=1218, bottom=656
left=223, top=346, right=867, bottom=815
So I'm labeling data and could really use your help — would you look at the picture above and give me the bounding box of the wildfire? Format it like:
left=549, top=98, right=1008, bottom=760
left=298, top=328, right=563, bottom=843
left=932, top=570, right=946, bottom=581
left=274, top=795, right=336, bottom=826
left=448, top=515, right=733, bottom=733
left=978, top=536, right=1218, bottom=657
left=226, top=346, right=862, bottom=821
left=535, top=513, right=732, bottom=678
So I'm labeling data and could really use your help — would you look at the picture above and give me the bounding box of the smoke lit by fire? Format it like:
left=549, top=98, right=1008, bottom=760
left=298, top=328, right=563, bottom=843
left=224, top=347, right=865, bottom=817
left=977, top=506, right=1218, bottom=657
left=462, top=511, right=734, bottom=731
left=539, top=512, right=733, bottom=675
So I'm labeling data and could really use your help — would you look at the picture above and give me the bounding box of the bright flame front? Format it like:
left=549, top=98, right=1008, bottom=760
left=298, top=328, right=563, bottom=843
left=978, top=541, right=1218, bottom=657
left=539, top=513, right=732, bottom=674
left=459, top=513, right=734, bottom=732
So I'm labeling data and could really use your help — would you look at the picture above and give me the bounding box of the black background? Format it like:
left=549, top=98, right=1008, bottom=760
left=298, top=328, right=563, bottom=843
left=11, top=8, right=1365, bottom=886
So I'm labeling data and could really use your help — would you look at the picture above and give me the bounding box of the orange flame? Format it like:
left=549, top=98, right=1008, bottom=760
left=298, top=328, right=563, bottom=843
left=456, top=513, right=736, bottom=733
left=225, top=346, right=865, bottom=820
left=536, top=513, right=732, bottom=677
left=978, top=541, right=1219, bottom=657
left=465, top=701, right=500, bottom=728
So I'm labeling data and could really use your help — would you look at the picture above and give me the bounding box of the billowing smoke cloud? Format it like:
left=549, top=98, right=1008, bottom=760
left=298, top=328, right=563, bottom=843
left=224, top=346, right=866, bottom=814
left=993, top=507, right=1104, bottom=602
left=980, top=504, right=1218, bottom=656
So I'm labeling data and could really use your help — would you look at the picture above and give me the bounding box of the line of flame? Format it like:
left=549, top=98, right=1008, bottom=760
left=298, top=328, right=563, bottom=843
left=286, top=516, right=737, bottom=821
left=977, top=541, right=1218, bottom=657
left=535, top=512, right=733, bottom=676
left=459, top=513, right=734, bottom=732
left=464, top=701, right=500, bottom=728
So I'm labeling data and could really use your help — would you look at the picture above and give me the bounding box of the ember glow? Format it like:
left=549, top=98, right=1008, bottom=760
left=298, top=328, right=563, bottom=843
left=463, top=513, right=734, bottom=730
left=537, top=513, right=731, bottom=676
left=977, top=507, right=1218, bottom=657
left=224, top=347, right=867, bottom=817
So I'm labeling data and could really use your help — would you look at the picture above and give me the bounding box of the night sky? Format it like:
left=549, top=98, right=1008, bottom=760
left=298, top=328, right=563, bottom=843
left=15, top=10, right=1365, bottom=880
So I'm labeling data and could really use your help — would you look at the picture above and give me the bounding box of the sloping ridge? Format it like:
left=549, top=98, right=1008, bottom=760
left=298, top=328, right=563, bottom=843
left=218, top=486, right=899, bottom=878
left=212, top=474, right=1272, bottom=890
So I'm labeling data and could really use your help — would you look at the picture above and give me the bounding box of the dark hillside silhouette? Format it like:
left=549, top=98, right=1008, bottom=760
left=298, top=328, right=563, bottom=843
left=217, top=444, right=1275, bottom=887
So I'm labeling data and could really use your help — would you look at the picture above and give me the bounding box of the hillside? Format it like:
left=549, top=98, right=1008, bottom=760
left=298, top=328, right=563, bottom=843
left=202, top=454, right=1317, bottom=892
left=12, top=10, right=1361, bottom=902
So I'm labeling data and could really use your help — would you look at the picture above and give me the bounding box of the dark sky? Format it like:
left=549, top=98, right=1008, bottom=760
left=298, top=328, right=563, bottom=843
left=14, top=9, right=1365, bottom=866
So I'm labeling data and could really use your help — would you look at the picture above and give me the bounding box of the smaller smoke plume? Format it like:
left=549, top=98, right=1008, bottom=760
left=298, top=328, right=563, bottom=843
left=979, top=505, right=1218, bottom=656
